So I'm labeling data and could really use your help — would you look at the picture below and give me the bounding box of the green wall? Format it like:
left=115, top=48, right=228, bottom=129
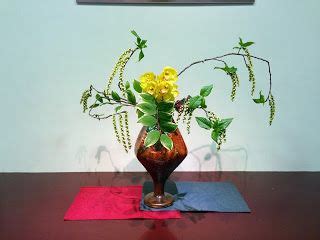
left=1, top=0, right=319, bottom=171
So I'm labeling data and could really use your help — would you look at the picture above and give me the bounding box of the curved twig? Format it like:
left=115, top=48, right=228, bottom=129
left=178, top=52, right=272, bottom=102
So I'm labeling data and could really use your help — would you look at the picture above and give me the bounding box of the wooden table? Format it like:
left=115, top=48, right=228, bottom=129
left=0, top=172, right=319, bottom=240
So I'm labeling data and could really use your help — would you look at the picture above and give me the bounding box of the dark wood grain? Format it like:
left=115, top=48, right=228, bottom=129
left=0, top=172, right=319, bottom=240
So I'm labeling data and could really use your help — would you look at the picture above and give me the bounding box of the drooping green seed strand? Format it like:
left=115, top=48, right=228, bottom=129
left=123, top=111, right=132, bottom=149
left=176, top=103, right=184, bottom=122
left=230, top=73, right=238, bottom=101
left=235, top=72, right=240, bottom=87
left=118, top=49, right=132, bottom=97
left=118, top=113, right=128, bottom=152
left=244, top=48, right=253, bottom=67
left=105, top=49, right=132, bottom=96
left=80, top=89, right=91, bottom=113
left=112, top=114, right=120, bottom=143
left=186, top=110, right=193, bottom=134
left=182, top=99, right=190, bottom=124
left=247, top=65, right=256, bottom=96
left=269, top=94, right=276, bottom=125
left=244, top=48, right=256, bottom=95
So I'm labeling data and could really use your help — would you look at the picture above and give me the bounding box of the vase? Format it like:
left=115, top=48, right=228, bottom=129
left=135, top=126, right=188, bottom=208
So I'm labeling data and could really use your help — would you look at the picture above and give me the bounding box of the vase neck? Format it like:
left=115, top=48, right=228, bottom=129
left=153, top=181, right=164, bottom=196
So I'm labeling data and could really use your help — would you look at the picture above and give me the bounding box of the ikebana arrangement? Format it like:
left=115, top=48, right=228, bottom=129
left=80, top=31, right=275, bottom=208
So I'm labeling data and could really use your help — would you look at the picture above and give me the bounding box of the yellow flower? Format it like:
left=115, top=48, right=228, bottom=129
left=143, top=81, right=157, bottom=95
left=139, top=67, right=179, bottom=102
left=140, top=72, right=156, bottom=89
left=158, top=66, right=178, bottom=83
left=155, top=81, right=179, bottom=101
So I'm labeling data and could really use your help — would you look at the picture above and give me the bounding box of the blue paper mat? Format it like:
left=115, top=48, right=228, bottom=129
left=140, top=181, right=250, bottom=212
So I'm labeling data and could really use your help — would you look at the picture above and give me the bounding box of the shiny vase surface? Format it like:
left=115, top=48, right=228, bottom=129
left=135, top=127, right=188, bottom=208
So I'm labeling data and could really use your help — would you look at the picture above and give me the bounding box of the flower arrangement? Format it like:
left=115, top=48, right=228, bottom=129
left=80, top=31, right=275, bottom=152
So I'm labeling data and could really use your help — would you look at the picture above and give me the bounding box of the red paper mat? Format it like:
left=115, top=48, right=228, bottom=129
left=64, top=186, right=181, bottom=220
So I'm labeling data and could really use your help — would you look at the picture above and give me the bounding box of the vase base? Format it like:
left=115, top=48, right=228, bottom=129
left=144, top=192, right=174, bottom=209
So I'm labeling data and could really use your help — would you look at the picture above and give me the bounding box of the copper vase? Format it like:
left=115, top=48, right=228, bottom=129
left=135, top=127, right=188, bottom=208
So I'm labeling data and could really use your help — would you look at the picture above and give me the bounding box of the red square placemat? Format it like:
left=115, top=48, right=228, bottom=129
left=64, top=186, right=181, bottom=220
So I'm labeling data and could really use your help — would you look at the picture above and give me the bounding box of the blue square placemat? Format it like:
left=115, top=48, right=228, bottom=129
left=140, top=181, right=250, bottom=212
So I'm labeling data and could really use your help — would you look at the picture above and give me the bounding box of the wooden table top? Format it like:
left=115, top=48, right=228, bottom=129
left=0, top=172, right=319, bottom=240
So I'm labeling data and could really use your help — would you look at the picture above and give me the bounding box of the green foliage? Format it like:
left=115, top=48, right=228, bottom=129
left=131, top=30, right=147, bottom=61
left=125, top=81, right=130, bottom=90
left=137, top=102, right=157, bottom=115
left=215, top=118, right=233, bottom=130
left=215, top=65, right=237, bottom=74
left=200, top=84, right=214, bottom=97
left=158, top=111, right=172, bottom=122
left=215, top=64, right=239, bottom=101
left=159, top=121, right=178, bottom=133
left=157, top=101, right=174, bottom=112
left=211, top=130, right=220, bottom=142
left=133, top=79, right=142, bottom=93
left=189, top=96, right=203, bottom=110
left=89, top=103, right=99, bottom=109
left=140, top=93, right=155, bottom=103
left=96, top=94, right=103, bottom=103
left=111, top=91, right=121, bottom=101
left=253, top=91, right=266, bottom=104
left=194, top=111, right=232, bottom=150
left=138, top=115, right=157, bottom=127
left=160, top=134, right=173, bottom=150
left=238, top=38, right=254, bottom=49
left=115, top=105, right=122, bottom=112
left=144, top=130, right=160, bottom=147
left=195, top=117, right=212, bottom=130
left=136, top=109, right=144, bottom=118
left=126, top=90, right=136, bottom=105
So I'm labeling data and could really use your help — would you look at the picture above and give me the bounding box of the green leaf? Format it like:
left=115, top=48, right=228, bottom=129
left=214, top=65, right=237, bottom=75
left=227, top=66, right=237, bottom=74
left=89, top=103, right=99, bottom=109
left=139, top=51, right=144, bottom=61
left=126, top=90, right=136, bottom=105
left=157, top=101, right=174, bottom=112
left=131, top=30, right=140, bottom=39
left=253, top=91, right=265, bottom=104
left=211, top=130, right=220, bottom=143
left=200, top=84, right=214, bottom=97
left=138, top=115, right=157, bottom=127
left=195, top=117, right=212, bottom=130
left=160, top=134, right=173, bottom=150
left=136, top=109, right=144, bottom=118
left=144, top=130, right=160, bottom=148
left=137, top=102, right=157, bottom=115
left=242, top=41, right=254, bottom=48
left=158, top=111, right=172, bottom=122
left=201, top=98, right=207, bottom=108
left=239, top=37, right=254, bottom=48
left=239, top=37, right=244, bottom=47
left=189, top=95, right=203, bottom=110
left=95, top=94, right=103, bottom=103
left=125, top=81, right=130, bottom=90
left=159, top=121, right=177, bottom=133
left=111, top=91, right=121, bottom=101
left=140, top=93, right=155, bottom=103
left=219, top=118, right=233, bottom=129
left=115, top=105, right=122, bottom=112
left=133, top=80, right=142, bottom=93
left=139, top=40, right=147, bottom=49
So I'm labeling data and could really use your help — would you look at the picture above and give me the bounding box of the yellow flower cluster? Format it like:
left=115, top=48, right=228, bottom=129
left=139, top=67, right=179, bottom=102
